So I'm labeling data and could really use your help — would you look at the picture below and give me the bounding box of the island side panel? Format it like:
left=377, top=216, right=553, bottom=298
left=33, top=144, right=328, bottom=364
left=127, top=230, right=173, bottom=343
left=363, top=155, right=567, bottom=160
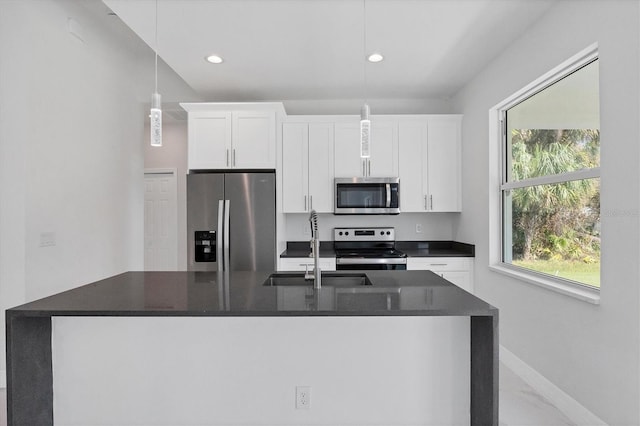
left=470, top=314, right=499, bottom=426
left=6, top=314, right=53, bottom=426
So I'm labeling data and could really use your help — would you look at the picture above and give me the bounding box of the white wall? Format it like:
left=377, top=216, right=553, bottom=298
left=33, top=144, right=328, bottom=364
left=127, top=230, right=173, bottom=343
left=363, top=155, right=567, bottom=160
left=144, top=121, right=189, bottom=270
left=451, top=1, right=640, bottom=423
left=0, top=0, right=196, bottom=385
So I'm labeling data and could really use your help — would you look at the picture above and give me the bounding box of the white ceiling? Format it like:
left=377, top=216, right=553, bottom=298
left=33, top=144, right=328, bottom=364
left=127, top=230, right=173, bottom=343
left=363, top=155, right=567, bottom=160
left=103, top=0, right=556, bottom=104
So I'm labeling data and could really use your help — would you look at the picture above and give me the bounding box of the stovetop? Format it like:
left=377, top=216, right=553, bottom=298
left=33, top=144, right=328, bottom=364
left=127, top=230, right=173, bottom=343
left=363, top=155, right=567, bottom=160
left=333, top=227, right=406, bottom=259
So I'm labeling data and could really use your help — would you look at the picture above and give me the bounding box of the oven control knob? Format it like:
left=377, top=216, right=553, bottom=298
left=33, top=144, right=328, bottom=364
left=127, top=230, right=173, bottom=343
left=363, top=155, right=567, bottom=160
left=345, top=231, right=349, bottom=236
left=386, top=231, right=391, bottom=235
left=380, top=231, right=384, bottom=235
left=339, top=231, right=343, bottom=236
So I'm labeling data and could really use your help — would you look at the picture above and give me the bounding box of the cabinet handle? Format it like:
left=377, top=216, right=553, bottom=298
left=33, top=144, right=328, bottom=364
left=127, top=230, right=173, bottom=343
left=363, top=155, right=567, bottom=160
left=226, top=149, right=230, bottom=167
left=430, top=195, right=433, bottom=210
left=232, top=149, right=236, bottom=167
left=368, top=160, right=371, bottom=176
left=304, top=195, right=307, bottom=211
left=430, top=263, right=448, bottom=267
left=424, top=195, right=427, bottom=210
left=310, top=195, right=313, bottom=210
left=362, top=159, right=366, bottom=176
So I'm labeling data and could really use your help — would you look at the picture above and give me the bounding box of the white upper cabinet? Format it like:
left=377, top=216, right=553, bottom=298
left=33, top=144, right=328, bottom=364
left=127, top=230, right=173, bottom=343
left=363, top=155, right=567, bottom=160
left=282, top=121, right=334, bottom=213
left=427, top=118, right=461, bottom=212
left=182, top=103, right=281, bottom=170
left=187, top=111, right=232, bottom=170
left=282, top=123, right=308, bottom=213
left=333, top=122, right=362, bottom=177
left=308, top=123, right=334, bottom=212
left=232, top=110, right=277, bottom=168
left=399, top=116, right=462, bottom=212
left=334, top=119, right=398, bottom=178
left=398, top=120, right=428, bottom=212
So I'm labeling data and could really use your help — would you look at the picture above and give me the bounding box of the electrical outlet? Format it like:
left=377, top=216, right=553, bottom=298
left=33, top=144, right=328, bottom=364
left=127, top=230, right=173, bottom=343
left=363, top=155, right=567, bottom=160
left=296, top=386, right=311, bottom=409
left=39, top=232, right=56, bottom=247
left=415, top=224, right=423, bottom=233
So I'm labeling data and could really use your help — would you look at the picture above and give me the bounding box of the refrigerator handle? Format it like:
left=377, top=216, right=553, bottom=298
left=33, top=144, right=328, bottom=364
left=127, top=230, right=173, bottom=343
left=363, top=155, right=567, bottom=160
left=216, top=200, right=224, bottom=267
left=223, top=199, right=231, bottom=271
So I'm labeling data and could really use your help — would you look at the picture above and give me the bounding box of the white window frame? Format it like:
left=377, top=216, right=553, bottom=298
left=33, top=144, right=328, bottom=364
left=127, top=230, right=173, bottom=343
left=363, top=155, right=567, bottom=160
left=488, top=43, right=601, bottom=304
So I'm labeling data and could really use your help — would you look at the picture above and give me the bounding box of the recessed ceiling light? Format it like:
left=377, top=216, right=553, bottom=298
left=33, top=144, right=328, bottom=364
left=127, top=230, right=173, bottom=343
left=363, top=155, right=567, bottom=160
left=367, top=53, right=384, bottom=63
left=205, top=55, right=224, bottom=64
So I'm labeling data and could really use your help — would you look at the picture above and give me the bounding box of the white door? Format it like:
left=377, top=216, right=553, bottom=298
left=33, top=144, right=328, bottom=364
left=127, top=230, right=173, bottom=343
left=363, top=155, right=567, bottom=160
left=144, top=170, right=178, bottom=271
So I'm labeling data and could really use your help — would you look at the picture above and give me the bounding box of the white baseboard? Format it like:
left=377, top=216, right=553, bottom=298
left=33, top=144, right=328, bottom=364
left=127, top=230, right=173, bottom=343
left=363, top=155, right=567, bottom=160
left=0, top=369, right=5, bottom=388
left=500, top=345, right=608, bottom=426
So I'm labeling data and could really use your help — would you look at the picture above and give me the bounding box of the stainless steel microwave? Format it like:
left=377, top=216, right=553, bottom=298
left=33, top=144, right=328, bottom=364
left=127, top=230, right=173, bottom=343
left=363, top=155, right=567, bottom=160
left=334, top=177, right=400, bottom=214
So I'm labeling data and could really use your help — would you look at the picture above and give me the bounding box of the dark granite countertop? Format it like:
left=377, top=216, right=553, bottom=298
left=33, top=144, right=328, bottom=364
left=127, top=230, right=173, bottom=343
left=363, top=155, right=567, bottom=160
left=7, top=270, right=495, bottom=317
left=396, top=241, right=475, bottom=257
left=280, top=241, right=474, bottom=258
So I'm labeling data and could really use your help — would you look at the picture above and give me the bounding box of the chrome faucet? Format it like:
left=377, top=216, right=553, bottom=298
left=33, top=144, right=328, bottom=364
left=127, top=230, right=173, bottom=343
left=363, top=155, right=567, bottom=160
left=307, top=210, right=321, bottom=289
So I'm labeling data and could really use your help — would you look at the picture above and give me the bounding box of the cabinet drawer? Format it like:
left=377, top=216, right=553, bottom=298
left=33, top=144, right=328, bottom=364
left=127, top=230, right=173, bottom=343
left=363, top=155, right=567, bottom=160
left=406, top=257, right=471, bottom=272
left=279, top=257, right=337, bottom=272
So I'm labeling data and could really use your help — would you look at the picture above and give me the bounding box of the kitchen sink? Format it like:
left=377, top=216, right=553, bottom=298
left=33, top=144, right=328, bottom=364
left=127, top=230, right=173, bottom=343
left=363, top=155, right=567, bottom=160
left=263, top=272, right=372, bottom=287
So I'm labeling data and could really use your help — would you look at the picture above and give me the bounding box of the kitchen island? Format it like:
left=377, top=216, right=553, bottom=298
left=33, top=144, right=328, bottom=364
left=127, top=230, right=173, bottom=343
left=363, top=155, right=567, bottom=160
left=6, top=270, right=498, bottom=426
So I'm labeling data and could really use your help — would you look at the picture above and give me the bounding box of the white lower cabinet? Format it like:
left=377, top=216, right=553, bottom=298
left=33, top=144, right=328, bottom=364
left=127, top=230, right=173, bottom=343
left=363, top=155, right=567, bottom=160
left=279, top=257, right=337, bottom=272
left=407, top=257, right=473, bottom=292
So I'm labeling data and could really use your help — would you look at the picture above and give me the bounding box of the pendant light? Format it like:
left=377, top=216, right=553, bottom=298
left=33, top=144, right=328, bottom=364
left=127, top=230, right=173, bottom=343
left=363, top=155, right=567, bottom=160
left=360, top=0, right=370, bottom=158
left=150, top=0, right=162, bottom=147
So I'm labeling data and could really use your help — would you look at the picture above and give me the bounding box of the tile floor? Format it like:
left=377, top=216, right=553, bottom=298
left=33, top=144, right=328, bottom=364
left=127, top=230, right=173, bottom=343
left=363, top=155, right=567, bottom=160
left=0, top=363, right=576, bottom=426
left=499, top=362, right=575, bottom=426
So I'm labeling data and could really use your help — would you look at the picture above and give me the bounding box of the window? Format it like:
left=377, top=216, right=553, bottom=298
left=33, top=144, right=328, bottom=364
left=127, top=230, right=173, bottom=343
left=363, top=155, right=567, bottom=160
left=499, top=51, right=600, bottom=291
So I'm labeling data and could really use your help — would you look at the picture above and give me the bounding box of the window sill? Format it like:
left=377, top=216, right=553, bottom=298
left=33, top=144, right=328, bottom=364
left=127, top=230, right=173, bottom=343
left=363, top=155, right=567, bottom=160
left=489, top=264, right=600, bottom=305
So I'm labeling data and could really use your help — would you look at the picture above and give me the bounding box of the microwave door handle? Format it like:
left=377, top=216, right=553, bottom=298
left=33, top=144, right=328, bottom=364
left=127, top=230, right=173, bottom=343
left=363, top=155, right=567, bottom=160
left=386, top=183, right=391, bottom=208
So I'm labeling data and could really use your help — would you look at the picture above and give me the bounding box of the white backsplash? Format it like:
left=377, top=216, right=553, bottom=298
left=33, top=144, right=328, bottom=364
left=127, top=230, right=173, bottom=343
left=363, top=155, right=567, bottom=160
left=284, top=213, right=457, bottom=241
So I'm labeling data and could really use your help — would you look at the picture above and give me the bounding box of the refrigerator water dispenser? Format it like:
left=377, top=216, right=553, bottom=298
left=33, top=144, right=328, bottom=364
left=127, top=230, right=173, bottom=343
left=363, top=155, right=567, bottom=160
left=194, top=230, right=216, bottom=262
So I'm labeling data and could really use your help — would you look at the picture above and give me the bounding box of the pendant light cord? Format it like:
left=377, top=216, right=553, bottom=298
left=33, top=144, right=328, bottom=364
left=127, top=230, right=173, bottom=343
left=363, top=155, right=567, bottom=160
left=363, top=0, right=367, bottom=105
left=154, top=0, right=158, bottom=93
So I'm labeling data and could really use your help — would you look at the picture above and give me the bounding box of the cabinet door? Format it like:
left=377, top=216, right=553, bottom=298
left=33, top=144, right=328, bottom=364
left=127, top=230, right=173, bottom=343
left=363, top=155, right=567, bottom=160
left=442, top=271, right=472, bottom=292
left=398, top=120, right=428, bottom=212
left=279, top=257, right=337, bottom=271
left=282, top=123, right=309, bottom=213
left=427, top=118, right=461, bottom=212
left=232, top=111, right=276, bottom=169
left=369, top=120, right=398, bottom=177
left=308, top=123, right=334, bottom=213
left=188, top=111, right=232, bottom=169
left=334, top=122, right=364, bottom=177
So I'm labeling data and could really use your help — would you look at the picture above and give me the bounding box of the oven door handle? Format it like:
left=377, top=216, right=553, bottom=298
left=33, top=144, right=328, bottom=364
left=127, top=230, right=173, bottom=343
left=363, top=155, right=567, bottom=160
left=386, top=183, right=391, bottom=208
left=336, top=257, right=407, bottom=265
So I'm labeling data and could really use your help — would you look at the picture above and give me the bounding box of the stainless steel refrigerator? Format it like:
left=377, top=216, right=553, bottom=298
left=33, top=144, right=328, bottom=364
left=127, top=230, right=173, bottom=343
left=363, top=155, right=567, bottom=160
left=187, top=172, right=276, bottom=271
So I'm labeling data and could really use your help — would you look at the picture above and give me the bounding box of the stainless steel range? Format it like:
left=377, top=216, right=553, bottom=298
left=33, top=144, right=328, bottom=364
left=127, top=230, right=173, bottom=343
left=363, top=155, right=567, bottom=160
left=334, top=227, right=407, bottom=270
